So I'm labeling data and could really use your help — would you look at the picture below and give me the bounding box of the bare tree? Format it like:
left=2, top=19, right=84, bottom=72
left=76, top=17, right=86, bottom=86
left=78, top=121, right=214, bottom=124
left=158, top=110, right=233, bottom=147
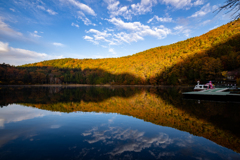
left=216, top=0, right=240, bottom=19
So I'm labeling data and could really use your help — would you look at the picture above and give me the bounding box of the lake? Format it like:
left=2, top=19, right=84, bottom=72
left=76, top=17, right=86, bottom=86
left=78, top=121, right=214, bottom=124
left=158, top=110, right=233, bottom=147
left=0, top=86, right=240, bottom=160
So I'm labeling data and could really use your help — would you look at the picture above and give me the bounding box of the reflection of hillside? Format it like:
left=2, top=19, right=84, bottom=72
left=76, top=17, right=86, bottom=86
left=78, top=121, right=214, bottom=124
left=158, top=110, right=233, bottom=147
left=0, top=87, right=142, bottom=106
left=3, top=87, right=239, bottom=153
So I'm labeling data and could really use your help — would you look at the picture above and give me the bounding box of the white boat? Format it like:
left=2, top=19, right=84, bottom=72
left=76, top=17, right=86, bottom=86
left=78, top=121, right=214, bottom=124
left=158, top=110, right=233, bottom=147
left=194, top=81, right=214, bottom=91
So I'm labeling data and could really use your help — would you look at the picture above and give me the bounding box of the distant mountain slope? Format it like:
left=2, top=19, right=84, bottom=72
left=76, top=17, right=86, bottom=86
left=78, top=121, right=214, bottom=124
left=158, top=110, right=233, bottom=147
left=1, top=19, right=240, bottom=85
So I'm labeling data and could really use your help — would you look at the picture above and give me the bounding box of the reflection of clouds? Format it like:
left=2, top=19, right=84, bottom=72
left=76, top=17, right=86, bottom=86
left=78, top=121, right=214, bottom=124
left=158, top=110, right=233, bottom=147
left=0, top=118, right=4, bottom=128
left=110, top=132, right=172, bottom=156
left=82, top=125, right=173, bottom=156
left=0, top=104, right=61, bottom=147
left=176, top=135, right=194, bottom=147
left=50, top=125, right=61, bottom=129
left=0, top=132, right=19, bottom=147
left=108, top=116, right=116, bottom=123
left=0, top=104, right=61, bottom=128
left=82, top=132, right=92, bottom=136
left=149, top=151, right=175, bottom=159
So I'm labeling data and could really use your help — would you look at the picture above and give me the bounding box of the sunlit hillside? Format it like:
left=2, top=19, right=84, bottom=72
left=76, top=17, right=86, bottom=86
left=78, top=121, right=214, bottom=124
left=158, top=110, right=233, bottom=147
left=1, top=19, right=240, bottom=85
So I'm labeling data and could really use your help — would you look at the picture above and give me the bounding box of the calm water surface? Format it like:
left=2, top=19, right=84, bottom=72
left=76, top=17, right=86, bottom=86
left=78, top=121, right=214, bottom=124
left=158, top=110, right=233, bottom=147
left=0, top=86, right=240, bottom=160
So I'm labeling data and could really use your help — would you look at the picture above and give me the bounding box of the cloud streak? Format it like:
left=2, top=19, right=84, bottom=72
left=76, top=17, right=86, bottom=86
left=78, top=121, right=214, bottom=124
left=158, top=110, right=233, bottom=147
left=53, top=42, right=65, bottom=47
left=0, top=41, right=63, bottom=65
left=161, top=0, right=204, bottom=9
left=37, top=5, right=58, bottom=15
left=189, top=3, right=217, bottom=18
left=147, top=15, right=173, bottom=23
left=67, top=0, right=96, bottom=16
left=0, top=18, right=22, bottom=37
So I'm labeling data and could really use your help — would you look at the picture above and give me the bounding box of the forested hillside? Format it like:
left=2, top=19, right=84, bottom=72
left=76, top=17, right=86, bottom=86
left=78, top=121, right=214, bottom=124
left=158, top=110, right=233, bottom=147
left=0, top=19, right=240, bottom=85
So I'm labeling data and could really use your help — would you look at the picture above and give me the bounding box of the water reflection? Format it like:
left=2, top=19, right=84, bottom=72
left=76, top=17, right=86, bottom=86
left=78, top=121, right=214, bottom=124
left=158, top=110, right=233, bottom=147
left=0, top=104, right=61, bottom=128
left=0, top=86, right=240, bottom=160
left=83, top=125, right=172, bottom=155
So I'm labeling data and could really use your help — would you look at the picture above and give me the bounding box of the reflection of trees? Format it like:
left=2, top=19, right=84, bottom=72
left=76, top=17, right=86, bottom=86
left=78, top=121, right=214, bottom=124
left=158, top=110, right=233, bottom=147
left=0, top=87, right=142, bottom=106
left=1, top=87, right=240, bottom=153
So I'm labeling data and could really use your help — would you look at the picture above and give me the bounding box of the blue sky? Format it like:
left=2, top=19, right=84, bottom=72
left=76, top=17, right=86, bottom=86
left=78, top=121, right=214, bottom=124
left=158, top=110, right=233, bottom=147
left=0, top=0, right=233, bottom=65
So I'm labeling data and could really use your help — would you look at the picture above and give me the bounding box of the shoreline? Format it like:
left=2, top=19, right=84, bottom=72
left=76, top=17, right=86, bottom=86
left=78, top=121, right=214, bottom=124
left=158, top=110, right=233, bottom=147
left=0, top=84, right=194, bottom=88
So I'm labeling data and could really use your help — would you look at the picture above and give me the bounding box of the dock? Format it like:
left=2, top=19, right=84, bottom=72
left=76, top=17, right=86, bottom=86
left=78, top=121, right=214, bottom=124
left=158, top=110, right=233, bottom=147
left=182, top=88, right=240, bottom=102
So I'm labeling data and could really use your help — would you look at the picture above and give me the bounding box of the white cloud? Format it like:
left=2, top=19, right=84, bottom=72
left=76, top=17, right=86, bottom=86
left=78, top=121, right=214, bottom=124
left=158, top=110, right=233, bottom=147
left=174, top=25, right=191, bottom=37
left=104, top=0, right=158, bottom=20
left=101, top=45, right=108, bottom=48
left=109, top=48, right=117, bottom=54
left=53, top=42, right=64, bottom=47
left=107, top=18, right=171, bottom=38
left=107, top=17, right=143, bottom=30
left=201, top=19, right=211, bottom=25
left=71, top=22, right=79, bottom=28
left=86, top=29, right=114, bottom=44
left=84, top=35, right=99, bottom=45
left=30, top=30, right=43, bottom=37
left=84, top=35, right=93, bottom=40
left=84, top=18, right=171, bottom=46
left=0, top=18, right=22, bottom=37
left=182, top=29, right=191, bottom=37
left=0, top=41, right=63, bottom=65
left=37, top=5, right=45, bottom=10
left=9, top=8, right=15, bottom=12
left=104, top=0, right=131, bottom=20
left=174, top=25, right=183, bottom=30
left=193, top=0, right=204, bottom=6
left=106, top=0, right=120, bottom=11
left=161, top=0, right=192, bottom=9
left=147, top=15, right=173, bottom=23
left=84, top=29, right=115, bottom=45
left=30, top=32, right=41, bottom=38
left=46, top=9, right=58, bottom=15
left=161, top=0, right=204, bottom=9
left=77, top=11, right=96, bottom=26
left=81, top=17, right=94, bottom=26
left=114, top=32, right=144, bottom=43
left=68, top=0, right=96, bottom=16
left=0, top=41, right=9, bottom=52
left=131, top=0, right=158, bottom=15
left=37, top=5, right=58, bottom=15
left=189, top=3, right=211, bottom=18
left=87, top=29, right=112, bottom=37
